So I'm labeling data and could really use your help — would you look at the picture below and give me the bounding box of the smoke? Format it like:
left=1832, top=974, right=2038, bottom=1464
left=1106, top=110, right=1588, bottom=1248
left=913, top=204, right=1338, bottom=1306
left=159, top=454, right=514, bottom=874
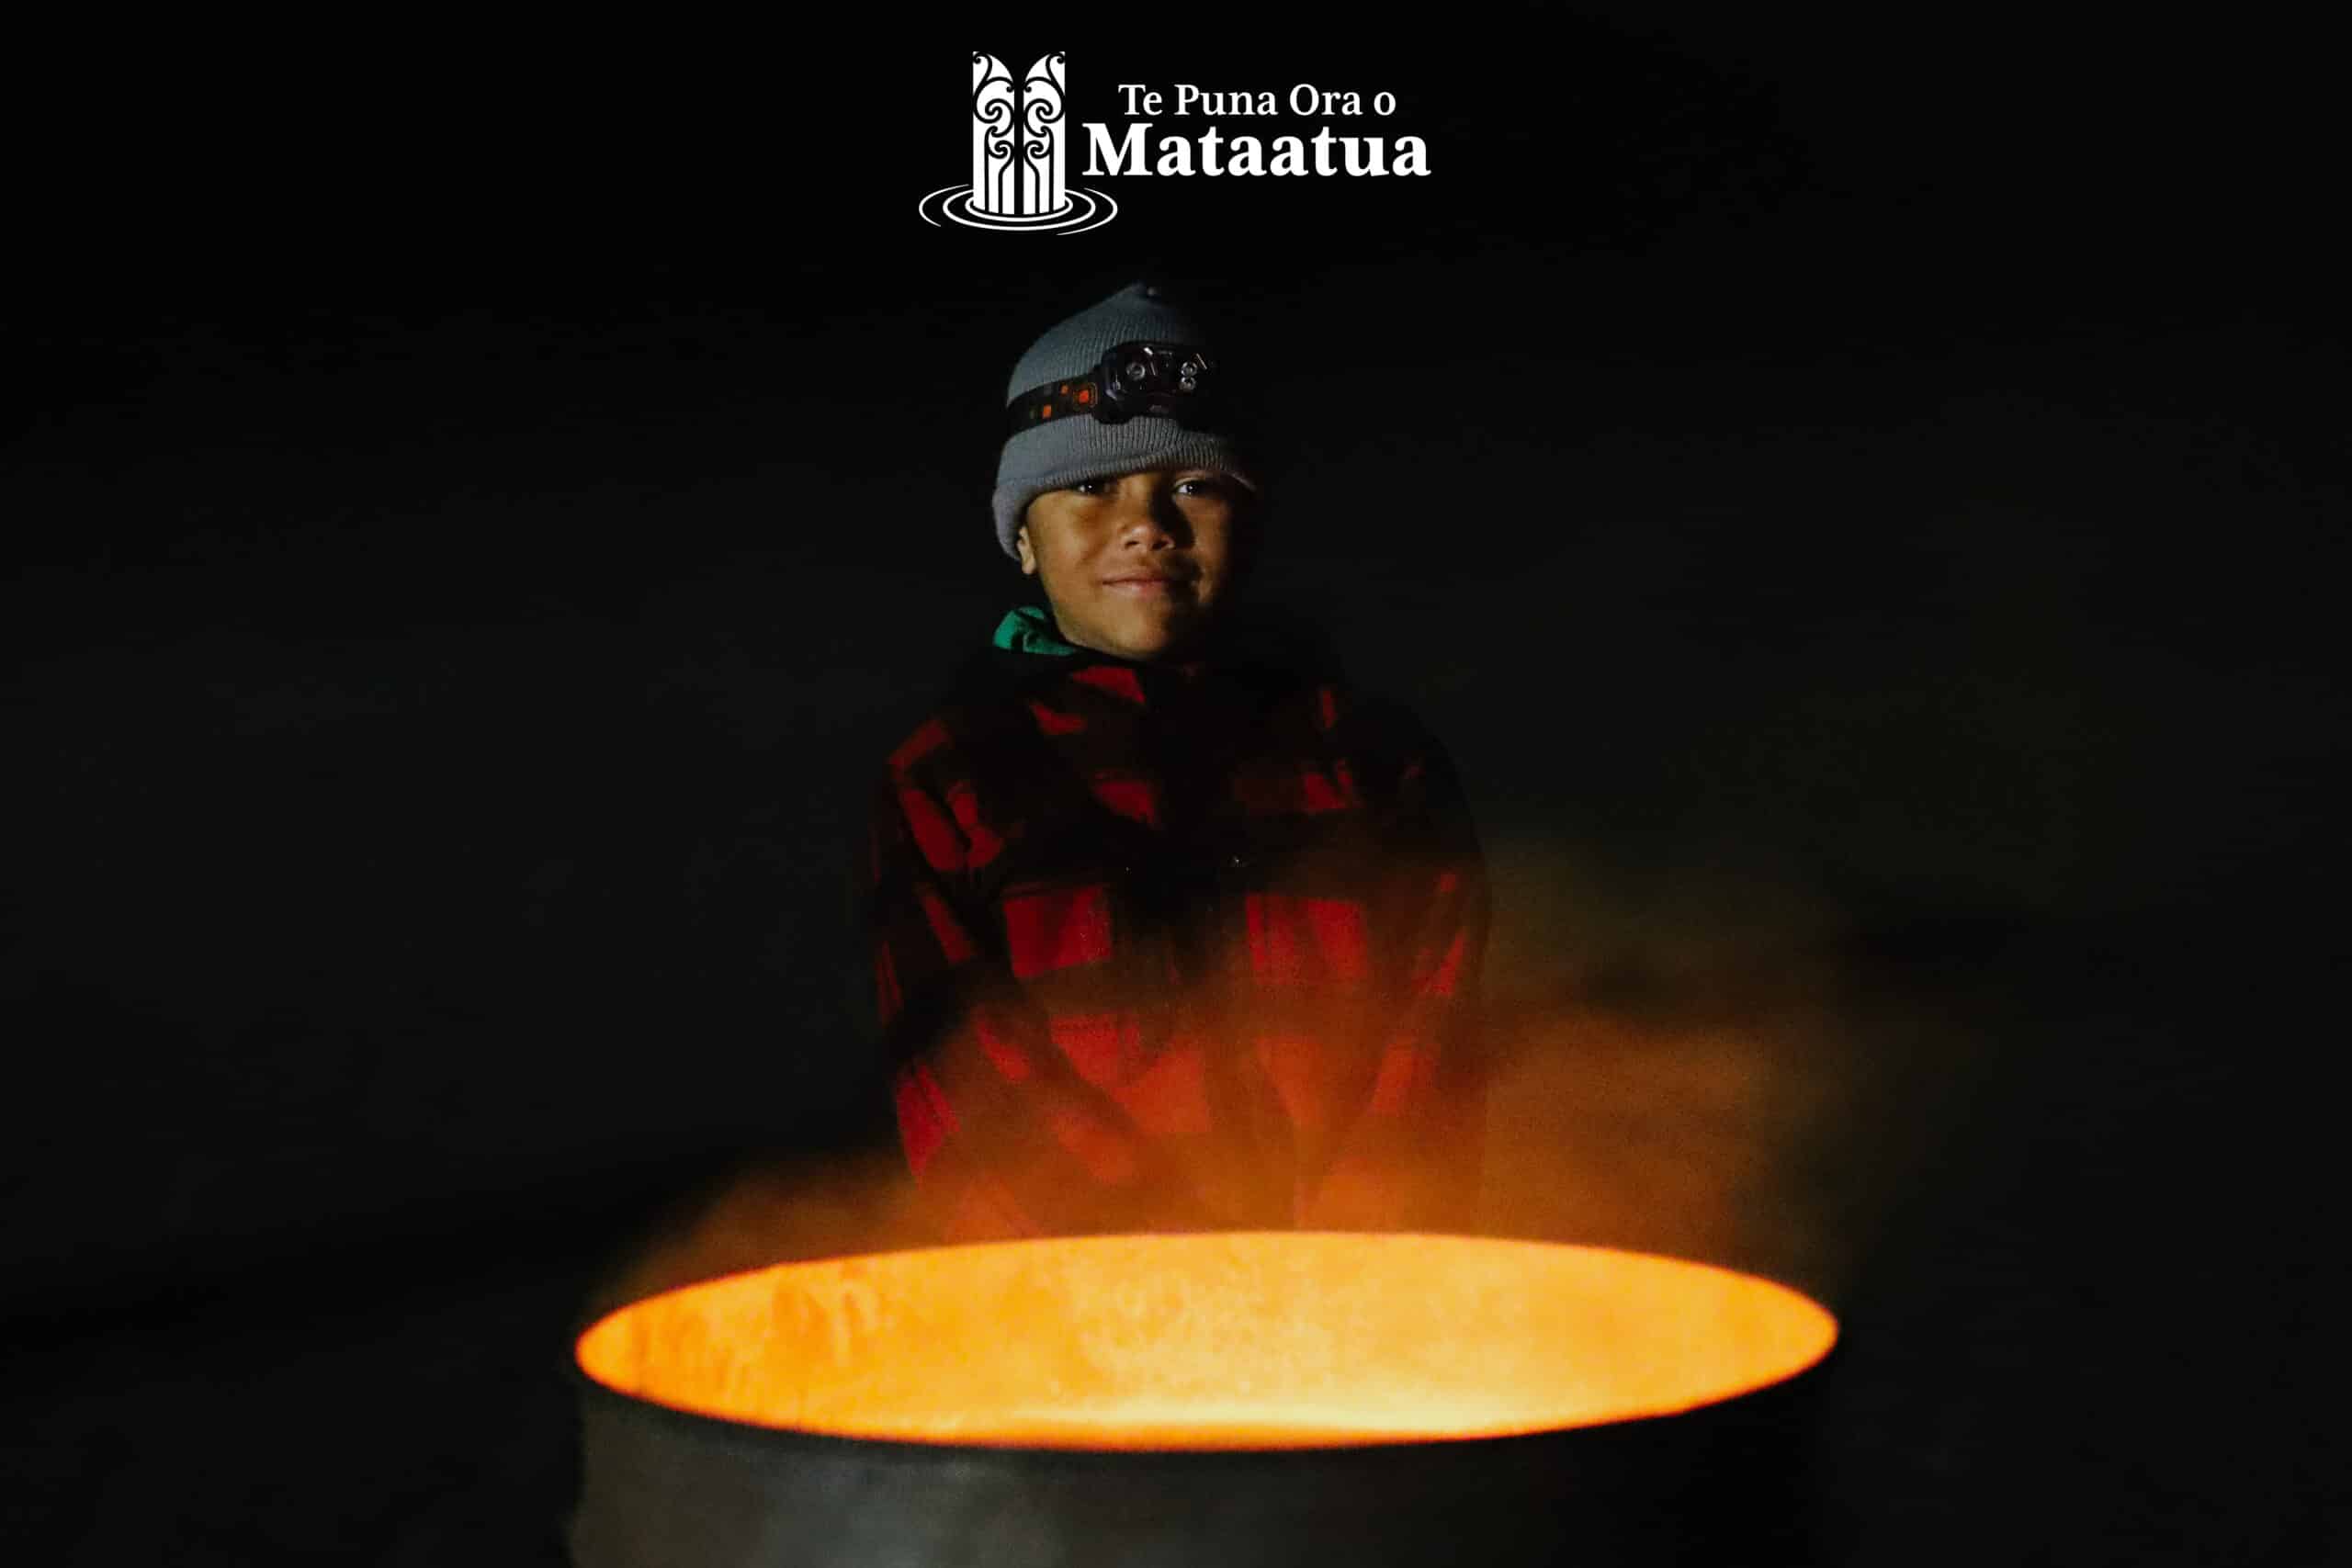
left=1472, top=827, right=1998, bottom=1307
left=580, top=1147, right=934, bottom=1329
left=586, top=828, right=1992, bottom=1326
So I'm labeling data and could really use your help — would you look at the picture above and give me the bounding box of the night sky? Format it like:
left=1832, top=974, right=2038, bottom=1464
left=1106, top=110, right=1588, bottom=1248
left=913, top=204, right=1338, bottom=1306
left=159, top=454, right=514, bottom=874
left=3, top=12, right=2340, bottom=1563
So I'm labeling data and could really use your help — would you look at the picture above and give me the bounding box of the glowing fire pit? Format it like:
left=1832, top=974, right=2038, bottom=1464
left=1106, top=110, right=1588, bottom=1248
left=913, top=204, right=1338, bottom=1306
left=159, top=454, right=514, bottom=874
left=569, top=1234, right=1839, bottom=1566
left=576, top=1232, right=1833, bottom=1449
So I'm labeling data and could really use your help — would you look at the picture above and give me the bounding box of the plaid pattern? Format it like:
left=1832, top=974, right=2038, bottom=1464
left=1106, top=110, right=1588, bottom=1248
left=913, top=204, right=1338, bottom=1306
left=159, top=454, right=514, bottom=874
left=862, top=637, right=1489, bottom=1241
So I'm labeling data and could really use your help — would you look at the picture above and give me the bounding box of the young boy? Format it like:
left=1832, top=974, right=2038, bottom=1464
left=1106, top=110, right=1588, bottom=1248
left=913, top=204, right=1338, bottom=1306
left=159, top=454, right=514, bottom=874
left=860, top=279, right=1490, bottom=1242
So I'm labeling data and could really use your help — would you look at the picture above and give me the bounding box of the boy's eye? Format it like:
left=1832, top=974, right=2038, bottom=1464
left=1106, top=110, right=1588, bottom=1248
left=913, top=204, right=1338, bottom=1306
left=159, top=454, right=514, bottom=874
left=1070, top=479, right=1108, bottom=496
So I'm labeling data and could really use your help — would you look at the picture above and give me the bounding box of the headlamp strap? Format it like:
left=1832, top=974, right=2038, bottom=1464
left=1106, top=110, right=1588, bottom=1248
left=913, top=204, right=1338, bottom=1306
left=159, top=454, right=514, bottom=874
left=1007, top=373, right=1110, bottom=435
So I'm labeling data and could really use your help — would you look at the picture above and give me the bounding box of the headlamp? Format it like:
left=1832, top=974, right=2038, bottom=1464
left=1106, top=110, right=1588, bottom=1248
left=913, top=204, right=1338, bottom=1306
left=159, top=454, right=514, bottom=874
left=1008, top=340, right=1220, bottom=435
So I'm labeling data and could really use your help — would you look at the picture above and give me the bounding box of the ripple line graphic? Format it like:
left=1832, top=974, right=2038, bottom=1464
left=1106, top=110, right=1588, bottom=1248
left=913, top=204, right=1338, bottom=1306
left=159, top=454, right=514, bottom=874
left=917, top=186, right=1120, bottom=235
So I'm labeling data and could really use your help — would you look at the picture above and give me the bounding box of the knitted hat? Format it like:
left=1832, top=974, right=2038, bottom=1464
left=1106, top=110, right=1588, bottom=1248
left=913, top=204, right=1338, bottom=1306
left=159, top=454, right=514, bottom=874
left=990, top=279, right=1261, bottom=561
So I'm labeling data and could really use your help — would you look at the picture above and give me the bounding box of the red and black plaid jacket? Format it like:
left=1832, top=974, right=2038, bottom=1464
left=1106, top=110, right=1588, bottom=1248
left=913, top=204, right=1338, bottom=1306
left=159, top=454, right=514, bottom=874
left=860, top=615, right=1490, bottom=1241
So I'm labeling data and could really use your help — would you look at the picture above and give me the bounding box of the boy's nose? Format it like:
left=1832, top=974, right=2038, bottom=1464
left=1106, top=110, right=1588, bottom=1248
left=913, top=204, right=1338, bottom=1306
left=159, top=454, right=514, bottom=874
left=1118, top=510, right=1176, bottom=547
left=1113, top=487, right=1185, bottom=547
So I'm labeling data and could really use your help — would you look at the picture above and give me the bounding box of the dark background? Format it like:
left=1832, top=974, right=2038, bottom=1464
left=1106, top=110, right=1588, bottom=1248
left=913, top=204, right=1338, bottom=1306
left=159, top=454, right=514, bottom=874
left=3, top=9, right=2340, bottom=1562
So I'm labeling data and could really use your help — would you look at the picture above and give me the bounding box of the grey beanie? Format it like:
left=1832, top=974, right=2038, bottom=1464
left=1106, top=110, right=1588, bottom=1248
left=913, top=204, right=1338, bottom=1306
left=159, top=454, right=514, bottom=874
left=990, top=279, right=1261, bottom=561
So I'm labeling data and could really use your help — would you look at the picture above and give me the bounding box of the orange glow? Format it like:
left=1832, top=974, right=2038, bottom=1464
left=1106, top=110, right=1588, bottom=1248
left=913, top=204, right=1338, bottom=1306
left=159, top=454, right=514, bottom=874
left=574, top=1233, right=1838, bottom=1450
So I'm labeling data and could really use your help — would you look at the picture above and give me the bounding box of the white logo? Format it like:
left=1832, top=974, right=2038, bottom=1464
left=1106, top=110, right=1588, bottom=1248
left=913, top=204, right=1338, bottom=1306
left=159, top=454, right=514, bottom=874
left=918, top=52, right=1119, bottom=233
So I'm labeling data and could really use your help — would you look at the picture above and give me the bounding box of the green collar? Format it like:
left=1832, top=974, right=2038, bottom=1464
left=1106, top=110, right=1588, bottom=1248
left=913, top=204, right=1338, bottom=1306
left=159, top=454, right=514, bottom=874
left=992, top=604, right=1080, bottom=657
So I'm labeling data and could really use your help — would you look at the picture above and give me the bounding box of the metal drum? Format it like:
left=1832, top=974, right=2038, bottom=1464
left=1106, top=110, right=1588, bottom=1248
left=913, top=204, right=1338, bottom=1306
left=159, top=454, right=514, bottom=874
left=570, top=1232, right=1838, bottom=1567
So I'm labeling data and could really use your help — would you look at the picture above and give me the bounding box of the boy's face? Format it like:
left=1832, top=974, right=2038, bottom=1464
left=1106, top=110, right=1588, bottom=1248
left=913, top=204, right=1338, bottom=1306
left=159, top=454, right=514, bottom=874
left=1016, top=466, right=1252, bottom=662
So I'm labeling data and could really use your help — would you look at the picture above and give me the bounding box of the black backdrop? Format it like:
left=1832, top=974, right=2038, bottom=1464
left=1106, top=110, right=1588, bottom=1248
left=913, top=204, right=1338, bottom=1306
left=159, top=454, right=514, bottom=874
left=3, top=10, right=2340, bottom=1563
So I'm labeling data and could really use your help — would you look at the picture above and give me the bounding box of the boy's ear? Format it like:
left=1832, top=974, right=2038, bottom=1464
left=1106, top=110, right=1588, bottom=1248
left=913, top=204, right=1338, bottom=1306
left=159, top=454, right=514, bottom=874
left=1014, top=525, right=1038, bottom=576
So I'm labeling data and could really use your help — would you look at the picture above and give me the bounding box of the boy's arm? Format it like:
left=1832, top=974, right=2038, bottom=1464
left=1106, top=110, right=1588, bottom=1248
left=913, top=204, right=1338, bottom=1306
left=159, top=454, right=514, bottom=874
left=1299, top=721, right=1493, bottom=1231
left=863, top=766, right=1213, bottom=1240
